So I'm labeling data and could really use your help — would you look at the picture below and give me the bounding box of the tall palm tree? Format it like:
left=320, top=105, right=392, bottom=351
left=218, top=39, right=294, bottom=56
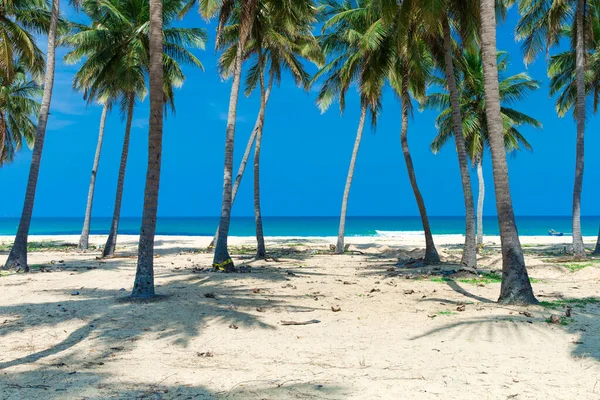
left=133, top=0, right=163, bottom=298
left=426, top=50, right=541, bottom=248
left=385, top=3, right=440, bottom=264
left=215, top=0, right=322, bottom=258
left=516, top=0, right=589, bottom=258
left=179, top=0, right=258, bottom=271
left=63, top=0, right=206, bottom=258
left=0, top=63, right=42, bottom=166
left=3, top=0, right=61, bottom=271
left=546, top=3, right=600, bottom=254
left=76, top=103, right=108, bottom=250
left=412, top=0, right=479, bottom=269
left=481, top=0, right=537, bottom=304
left=313, top=0, right=388, bottom=254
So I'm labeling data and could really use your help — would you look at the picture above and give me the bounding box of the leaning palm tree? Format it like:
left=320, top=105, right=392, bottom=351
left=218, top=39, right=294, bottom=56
left=179, top=0, right=259, bottom=271
left=63, top=0, right=206, bottom=258
left=386, top=1, right=441, bottom=264
left=313, top=0, right=388, bottom=254
left=481, top=0, right=537, bottom=304
left=516, top=0, right=589, bottom=258
left=0, top=62, right=42, bottom=166
left=215, top=0, right=322, bottom=258
left=4, top=0, right=62, bottom=271
left=426, top=49, right=541, bottom=248
left=412, top=0, right=480, bottom=269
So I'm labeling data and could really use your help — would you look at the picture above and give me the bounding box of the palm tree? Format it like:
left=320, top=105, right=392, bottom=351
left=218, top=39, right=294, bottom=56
left=546, top=3, right=600, bottom=254
left=0, top=62, right=42, bottom=166
left=63, top=0, right=206, bottom=258
left=76, top=103, right=108, bottom=250
left=133, top=0, right=164, bottom=298
left=481, top=0, right=537, bottom=304
left=179, top=0, right=259, bottom=271
left=313, top=0, right=389, bottom=254
left=411, top=0, right=479, bottom=269
left=215, top=0, right=322, bottom=258
left=3, top=0, right=61, bottom=271
left=425, top=50, right=541, bottom=249
left=516, top=0, right=589, bottom=258
left=387, top=3, right=441, bottom=265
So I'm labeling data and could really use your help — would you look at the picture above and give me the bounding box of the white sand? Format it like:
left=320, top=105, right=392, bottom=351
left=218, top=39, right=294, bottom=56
left=1, top=234, right=599, bottom=399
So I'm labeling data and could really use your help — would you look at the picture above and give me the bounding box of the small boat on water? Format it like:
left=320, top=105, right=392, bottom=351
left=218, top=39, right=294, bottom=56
left=548, top=229, right=564, bottom=237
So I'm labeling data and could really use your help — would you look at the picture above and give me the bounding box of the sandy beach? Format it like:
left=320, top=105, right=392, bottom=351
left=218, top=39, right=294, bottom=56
left=1, top=234, right=600, bottom=399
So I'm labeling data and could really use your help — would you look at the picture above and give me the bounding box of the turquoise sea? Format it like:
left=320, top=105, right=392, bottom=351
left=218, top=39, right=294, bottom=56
left=0, top=216, right=598, bottom=237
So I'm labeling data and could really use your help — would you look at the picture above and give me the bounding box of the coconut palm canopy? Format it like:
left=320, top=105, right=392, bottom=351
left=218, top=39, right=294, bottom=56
left=0, top=62, right=42, bottom=166
left=425, top=49, right=542, bottom=160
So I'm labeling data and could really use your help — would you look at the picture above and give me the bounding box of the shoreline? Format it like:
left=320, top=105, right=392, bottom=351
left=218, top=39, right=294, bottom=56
left=1, top=234, right=597, bottom=247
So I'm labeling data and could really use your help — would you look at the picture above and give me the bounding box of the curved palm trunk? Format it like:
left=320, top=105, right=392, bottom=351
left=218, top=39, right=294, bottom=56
left=572, top=0, right=587, bottom=258
left=132, top=0, right=163, bottom=299
left=593, top=227, right=600, bottom=255
left=336, top=105, right=366, bottom=254
left=0, top=113, right=5, bottom=164
left=476, top=157, right=485, bottom=248
left=78, top=104, right=108, bottom=250
left=480, top=0, right=537, bottom=305
left=3, top=0, right=59, bottom=271
left=212, top=43, right=243, bottom=271
left=253, top=66, right=273, bottom=259
left=208, top=82, right=273, bottom=250
left=442, top=17, right=477, bottom=270
left=103, top=95, right=135, bottom=258
left=400, top=79, right=439, bottom=265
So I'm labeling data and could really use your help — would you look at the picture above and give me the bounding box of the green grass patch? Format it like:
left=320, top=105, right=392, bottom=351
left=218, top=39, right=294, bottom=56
left=545, top=316, right=571, bottom=326
left=562, top=262, right=597, bottom=272
left=427, top=272, right=538, bottom=286
left=540, top=297, right=600, bottom=309
left=437, top=311, right=457, bottom=316
left=0, top=241, right=83, bottom=252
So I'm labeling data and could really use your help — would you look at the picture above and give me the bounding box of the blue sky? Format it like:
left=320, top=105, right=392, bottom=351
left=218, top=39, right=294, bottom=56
left=1, top=6, right=598, bottom=218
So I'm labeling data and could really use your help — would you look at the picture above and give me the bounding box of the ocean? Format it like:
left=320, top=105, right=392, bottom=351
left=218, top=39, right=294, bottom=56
left=0, top=216, right=598, bottom=237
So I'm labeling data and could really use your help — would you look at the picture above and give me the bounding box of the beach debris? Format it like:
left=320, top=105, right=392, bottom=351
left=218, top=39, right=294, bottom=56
left=456, top=304, right=466, bottom=312
left=204, top=292, right=217, bottom=299
left=256, top=307, right=266, bottom=312
left=282, top=283, right=297, bottom=289
left=71, top=291, right=80, bottom=296
left=549, top=315, right=562, bottom=324
left=370, top=288, right=380, bottom=293
left=229, top=324, right=238, bottom=330
left=280, top=319, right=321, bottom=326
left=404, top=289, right=415, bottom=295
left=252, top=288, right=261, bottom=294
left=519, top=311, right=534, bottom=318
left=565, top=306, right=572, bottom=317
left=331, top=305, right=341, bottom=312
left=427, top=314, right=437, bottom=319
left=119, top=288, right=126, bottom=292
left=197, top=351, right=214, bottom=358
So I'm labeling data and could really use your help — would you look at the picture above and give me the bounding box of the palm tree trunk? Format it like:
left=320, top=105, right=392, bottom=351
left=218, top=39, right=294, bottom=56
left=212, top=41, right=243, bottom=272
left=0, top=113, right=6, bottom=165
left=593, top=227, right=600, bottom=255
left=336, top=105, right=366, bottom=254
left=480, top=0, right=537, bottom=305
left=78, top=104, right=108, bottom=250
left=476, top=156, right=484, bottom=248
left=103, top=95, right=134, bottom=258
left=132, top=0, right=163, bottom=299
left=442, top=17, right=477, bottom=270
left=253, top=63, right=271, bottom=259
left=400, top=75, right=439, bottom=265
left=208, top=79, right=273, bottom=250
left=572, top=0, right=587, bottom=258
left=3, top=0, right=59, bottom=271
